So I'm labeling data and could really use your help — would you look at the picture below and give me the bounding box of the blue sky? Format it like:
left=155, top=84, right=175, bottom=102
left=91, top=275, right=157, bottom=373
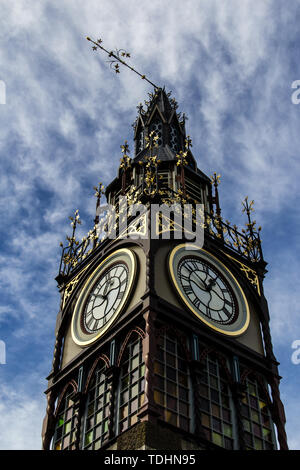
left=0, top=0, right=300, bottom=449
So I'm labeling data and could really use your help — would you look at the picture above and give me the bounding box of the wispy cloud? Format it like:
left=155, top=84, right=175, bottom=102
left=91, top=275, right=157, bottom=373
left=0, top=0, right=299, bottom=449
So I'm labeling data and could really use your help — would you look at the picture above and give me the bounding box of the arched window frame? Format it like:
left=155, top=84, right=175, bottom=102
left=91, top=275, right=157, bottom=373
left=52, top=380, right=78, bottom=450
left=240, top=370, right=277, bottom=450
left=153, top=326, right=192, bottom=433
left=116, top=328, right=146, bottom=436
left=82, top=355, right=111, bottom=450
left=149, top=118, right=163, bottom=147
left=169, top=121, right=180, bottom=153
left=197, top=348, right=237, bottom=450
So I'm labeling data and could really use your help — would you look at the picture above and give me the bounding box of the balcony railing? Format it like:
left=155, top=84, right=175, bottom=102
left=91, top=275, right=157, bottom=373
left=57, top=184, right=263, bottom=280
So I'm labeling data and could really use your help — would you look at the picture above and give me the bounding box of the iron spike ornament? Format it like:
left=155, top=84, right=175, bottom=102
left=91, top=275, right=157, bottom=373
left=86, top=36, right=158, bottom=89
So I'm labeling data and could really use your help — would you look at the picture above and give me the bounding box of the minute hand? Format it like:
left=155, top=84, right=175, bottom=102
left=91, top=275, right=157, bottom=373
left=190, top=273, right=208, bottom=291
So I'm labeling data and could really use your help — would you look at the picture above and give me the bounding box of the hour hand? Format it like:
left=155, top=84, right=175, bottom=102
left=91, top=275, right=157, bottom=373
left=90, top=292, right=105, bottom=300
left=103, top=279, right=114, bottom=297
left=206, top=278, right=216, bottom=291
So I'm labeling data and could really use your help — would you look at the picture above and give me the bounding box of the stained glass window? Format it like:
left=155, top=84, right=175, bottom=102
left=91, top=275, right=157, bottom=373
left=154, top=331, right=190, bottom=432
left=83, top=365, right=110, bottom=450
left=118, top=337, right=145, bottom=433
left=52, top=388, right=77, bottom=450
left=198, top=354, right=235, bottom=449
left=240, top=375, right=276, bottom=450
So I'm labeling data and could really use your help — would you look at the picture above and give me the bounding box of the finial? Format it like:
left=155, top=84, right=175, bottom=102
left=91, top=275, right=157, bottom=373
left=185, top=135, right=192, bottom=150
left=93, top=182, right=105, bottom=201
left=242, top=196, right=262, bottom=234
left=211, top=172, right=221, bottom=187
left=119, top=141, right=132, bottom=171
left=60, top=209, right=81, bottom=250
left=176, top=136, right=191, bottom=167
left=137, top=103, right=144, bottom=114
left=87, top=36, right=158, bottom=88
left=120, top=140, right=130, bottom=155
left=69, top=209, right=82, bottom=236
left=242, top=196, right=254, bottom=215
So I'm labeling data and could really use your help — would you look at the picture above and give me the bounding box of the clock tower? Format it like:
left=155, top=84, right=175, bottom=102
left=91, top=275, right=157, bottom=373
left=42, top=87, right=288, bottom=451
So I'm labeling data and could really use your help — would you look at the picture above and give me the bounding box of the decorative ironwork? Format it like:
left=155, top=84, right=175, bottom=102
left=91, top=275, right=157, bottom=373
left=211, top=172, right=222, bottom=220
left=87, top=36, right=158, bottom=88
left=61, top=265, right=90, bottom=309
left=119, top=141, right=131, bottom=170
left=175, top=135, right=192, bottom=196
left=58, top=171, right=263, bottom=279
left=139, top=131, right=161, bottom=197
left=222, top=252, right=261, bottom=295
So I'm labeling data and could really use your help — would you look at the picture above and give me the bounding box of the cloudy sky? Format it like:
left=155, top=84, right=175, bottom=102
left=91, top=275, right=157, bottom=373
left=0, top=0, right=300, bottom=450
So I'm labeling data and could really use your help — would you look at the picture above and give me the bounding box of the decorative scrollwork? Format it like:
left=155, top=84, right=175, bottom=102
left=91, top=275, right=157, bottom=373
left=87, top=36, right=158, bottom=88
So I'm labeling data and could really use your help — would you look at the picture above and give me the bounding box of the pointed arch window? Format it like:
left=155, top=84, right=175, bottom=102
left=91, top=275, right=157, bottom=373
left=83, top=364, right=110, bottom=450
left=198, top=353, right=235, bottom=449
left=118, top=336, right=145, bottom=433
left=154, top=331, right=191, bottom=432
left=52, top=386, right=78, bottom=450
left=149, top=119, right=163, bottom=147
left=240, top=374, right=276, bottom=450
left=137, top=129, right=144, bottom=154
left=170, top=123, right=179, bottom=152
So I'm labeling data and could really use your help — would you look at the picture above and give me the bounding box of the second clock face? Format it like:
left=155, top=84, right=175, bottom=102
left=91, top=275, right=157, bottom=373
left=169, top=244, right=250, bottom=336
left=177, top=256, right=237, bottom=325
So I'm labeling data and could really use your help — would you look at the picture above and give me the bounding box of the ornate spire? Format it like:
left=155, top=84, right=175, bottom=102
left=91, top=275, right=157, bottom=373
left=133, top=87, right=195, bottom=170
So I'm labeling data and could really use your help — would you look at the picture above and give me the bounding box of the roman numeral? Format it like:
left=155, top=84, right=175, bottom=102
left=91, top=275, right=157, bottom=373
left=192, top=297, right=200, bottom=309
left=179, top=273, right=190, bottom=282
left=202, top=263, right=209, bottom=273
left=223, top=307, right=232, bottom=319
left=205, top=306, right=211, bottom=318
left=183, top=284, right=193, bottom=295
left=184, top=261, right=198, bottom=273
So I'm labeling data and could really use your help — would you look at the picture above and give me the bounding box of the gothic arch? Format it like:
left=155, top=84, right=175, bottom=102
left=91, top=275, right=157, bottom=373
left=156, top=324, right=191, bottom=363
left=84, top=354, right=110, bottom=394
left=54, top=379, right=78, bottom=417
left=240, top=369, right=273, bottom=407
left=198, top=347, right=234, bottom=386
left=117, top=326, right=145, bottom=367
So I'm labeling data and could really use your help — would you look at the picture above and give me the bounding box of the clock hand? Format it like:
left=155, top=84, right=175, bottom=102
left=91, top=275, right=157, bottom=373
left=104, top=284, right=119, bottom=298
left=206, top=278, right=217, bottom=292
left=190, top=273, right=207, bottom=291
left=90, top=292, right=105, bottom=300
left=103, top=279, right=114, bottom=297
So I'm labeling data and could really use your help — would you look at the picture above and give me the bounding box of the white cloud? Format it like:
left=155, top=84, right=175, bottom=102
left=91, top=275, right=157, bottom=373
left=0, top=384, right=45, bottom=450
left=0, top=0, right=299, bottom=450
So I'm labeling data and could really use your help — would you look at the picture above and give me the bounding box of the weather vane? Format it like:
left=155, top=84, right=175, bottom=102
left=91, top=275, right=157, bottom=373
left=86, top=36, right=158, bottom=89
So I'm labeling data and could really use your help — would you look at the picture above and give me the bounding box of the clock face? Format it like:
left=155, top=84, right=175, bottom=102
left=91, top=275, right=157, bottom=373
left=177, top=257, right=237, bottom=325
left=71, top=248, right=136, bottom=346
left=82, top=262, right=129, bottom=334
left=169, top=244, right=250, bottom=336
